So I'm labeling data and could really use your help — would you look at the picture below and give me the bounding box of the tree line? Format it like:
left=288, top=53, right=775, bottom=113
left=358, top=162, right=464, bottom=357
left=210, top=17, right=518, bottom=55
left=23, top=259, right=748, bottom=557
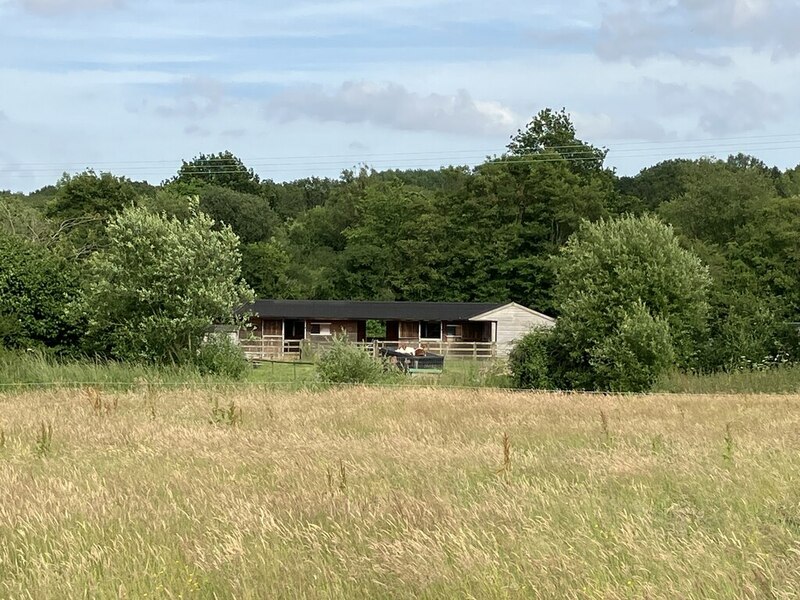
left=2, top=108, right=800, bottom=379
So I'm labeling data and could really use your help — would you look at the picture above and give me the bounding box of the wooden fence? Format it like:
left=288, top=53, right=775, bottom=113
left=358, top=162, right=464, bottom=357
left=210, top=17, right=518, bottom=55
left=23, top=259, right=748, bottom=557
left=239, top=339, right=496, bottom=362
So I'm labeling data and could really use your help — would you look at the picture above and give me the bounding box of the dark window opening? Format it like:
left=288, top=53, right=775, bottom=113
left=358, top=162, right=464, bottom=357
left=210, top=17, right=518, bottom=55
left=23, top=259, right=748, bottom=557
left=420, top=321, right=442, bottom=339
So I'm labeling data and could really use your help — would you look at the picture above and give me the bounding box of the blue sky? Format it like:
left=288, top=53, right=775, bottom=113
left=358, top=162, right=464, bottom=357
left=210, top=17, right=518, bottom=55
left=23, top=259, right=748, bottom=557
left=1, top=0, right=799, bottom=192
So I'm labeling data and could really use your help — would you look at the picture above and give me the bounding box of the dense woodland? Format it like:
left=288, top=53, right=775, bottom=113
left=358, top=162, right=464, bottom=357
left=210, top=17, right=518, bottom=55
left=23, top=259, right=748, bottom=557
left=2, top=108, right=800, bottom=374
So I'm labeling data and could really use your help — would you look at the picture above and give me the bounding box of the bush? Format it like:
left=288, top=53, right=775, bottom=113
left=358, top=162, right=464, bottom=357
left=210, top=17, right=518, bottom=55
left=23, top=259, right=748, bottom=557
left=590, top=301, right=674, bottom=392
left=194, top=335, right=249, bottom=379
left=0, top=233, right=83, bottom=352
left=82, top=203, right=252, bottom=363
left=702, top=292, right=798, bottom=371
left=541, top=214, right=709, bottom=392
left=316, top=335, right=387, bottom=384
left=509, top=328, right=554, bottom=389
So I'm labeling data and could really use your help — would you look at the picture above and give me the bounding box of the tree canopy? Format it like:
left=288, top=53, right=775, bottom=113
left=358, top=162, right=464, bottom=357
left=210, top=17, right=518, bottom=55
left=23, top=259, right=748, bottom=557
left=3, top=108, right=800, bottom=382
left=82, top=202, right=252, bottom=362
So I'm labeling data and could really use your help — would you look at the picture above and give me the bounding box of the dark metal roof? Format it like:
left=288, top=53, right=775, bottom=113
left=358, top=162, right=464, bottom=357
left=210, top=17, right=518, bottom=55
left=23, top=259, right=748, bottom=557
left=243, top=300, right=506, bottom=321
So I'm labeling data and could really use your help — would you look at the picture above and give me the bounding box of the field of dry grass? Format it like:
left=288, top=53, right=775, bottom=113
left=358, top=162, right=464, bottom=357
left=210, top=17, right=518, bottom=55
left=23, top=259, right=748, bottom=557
left=1, top=386, right=799, bottom=598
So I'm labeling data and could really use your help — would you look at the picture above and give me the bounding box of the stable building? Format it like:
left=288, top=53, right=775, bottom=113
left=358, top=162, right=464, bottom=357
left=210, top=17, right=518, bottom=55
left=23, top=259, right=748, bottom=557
left=239, top=300, right=555, bottom=359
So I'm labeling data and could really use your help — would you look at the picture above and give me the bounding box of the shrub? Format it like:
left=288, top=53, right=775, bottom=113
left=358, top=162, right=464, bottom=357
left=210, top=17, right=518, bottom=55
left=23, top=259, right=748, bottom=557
left=508, top=328, right=554, bottom=389
left=82, top=202, right=252, bottom=363
left=590, top=301, right=674, bottom=392
left=541, top=214, right=709, bottom=392
left=0, top=233, right=83, bottom=352
left=316, top=334, right=387, bottom=384
left=194, top=335, right=249, bottom=379
left=703, top=292, right=798, bottom=371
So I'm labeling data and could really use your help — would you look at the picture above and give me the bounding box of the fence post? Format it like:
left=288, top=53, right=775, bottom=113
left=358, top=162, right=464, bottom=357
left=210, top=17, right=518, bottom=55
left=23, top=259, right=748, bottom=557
left=473, top=342, right=477, bottom=359
left=261, top=337, right=266, bottom=360
left=372, top=339, right=378, bottom=358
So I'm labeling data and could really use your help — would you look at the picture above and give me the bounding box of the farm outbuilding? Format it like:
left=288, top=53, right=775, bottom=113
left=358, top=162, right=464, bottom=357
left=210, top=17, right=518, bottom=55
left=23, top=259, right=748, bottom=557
left=238, top=300, right=554, bottom=360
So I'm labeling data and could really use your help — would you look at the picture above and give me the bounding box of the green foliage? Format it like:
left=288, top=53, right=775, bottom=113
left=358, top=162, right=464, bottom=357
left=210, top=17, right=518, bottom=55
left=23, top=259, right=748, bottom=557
left=33, top=421, right=53, bottom=458
left=82, top=202, right=253, bottom=363
left=703, top=291, right=796, bottom=371
left=209, top=398, right=243, bottom=426
left=616, top=159, right=694, bottom=212
left=506, top=107, right=608, bottom=174
left=554, top=214, right=710, bottom=371
left=315, top=334, right=388, bottom=384
left=197, top=185, right=279, bottom=245
left=46, top=170, right=149, bottom=254
left=0, top=233, right=82, bottom=351
left=168, top=151, right=263, bottom=195
left=0, top=193, right=55, bottom=244
left=514, top=215, right=709, bottom=392
left=270, top=176, right=336, bottom=220
left=194, top=335, right=248, bottom=379
left=241, top=237, right=300, bottom=299
left=590, top=301, right=674, bottom=392
left=508, top=328, right=553, bottom=389
left=337, top=179, right=447, bottom=300
left=366, top=320, right=386, bottom=339
left=659, top=160, right=775, bottom=248
left=0, top=348, right=217, bottom=389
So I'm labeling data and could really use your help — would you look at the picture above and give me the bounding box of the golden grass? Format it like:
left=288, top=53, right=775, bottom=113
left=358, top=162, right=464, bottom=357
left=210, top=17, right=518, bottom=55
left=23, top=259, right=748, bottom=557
left=1, top=387, right=800, bottom=598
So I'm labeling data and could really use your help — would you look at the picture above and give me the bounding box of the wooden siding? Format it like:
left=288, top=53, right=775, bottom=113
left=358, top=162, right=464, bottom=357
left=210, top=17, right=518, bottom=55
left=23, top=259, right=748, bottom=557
left=241, top=317, right=282, bottom=339
left=488, top=305, right=555, bottom=356
left=399, top=321, right=418, bottom=339
left=305, top=319, right=360, bottom=342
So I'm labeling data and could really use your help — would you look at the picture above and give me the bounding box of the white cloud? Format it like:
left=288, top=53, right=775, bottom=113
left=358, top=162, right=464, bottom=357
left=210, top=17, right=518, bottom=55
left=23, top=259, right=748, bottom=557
left=595, top=0, right=800, bottom=63
left=154, top=76, right=226, bottom=119
left=265, top=81, right=518, bottom=136
left=649, top=79, right=784, bottom=135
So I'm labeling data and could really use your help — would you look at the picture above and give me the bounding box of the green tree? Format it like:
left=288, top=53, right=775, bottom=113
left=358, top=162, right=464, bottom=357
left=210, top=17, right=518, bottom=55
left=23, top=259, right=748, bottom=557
left=519, top=214, right=710, bottom=391
left=197, top=185, right=280, bottom=245
left=0, top=233, right=82, bottom=351
left=83, top=202, right=252, bottom=363
left=241, top=237, right=300, bottom=299
left=438, top=151, right=615, bottom=311
left=270, top=177, right=336, bottom=220
left=336, top=179, right=447, bottom=300
left=616, top=159, right=694, bottom=213
left=169, top=151, right=263, bottom=196
left=0, top=193, right=55, bottom=244
left=46, top=170, right=148, bottom=255
left=507, top=108, right=608, bottom=174
left=659, top=160, right=775, bottom=248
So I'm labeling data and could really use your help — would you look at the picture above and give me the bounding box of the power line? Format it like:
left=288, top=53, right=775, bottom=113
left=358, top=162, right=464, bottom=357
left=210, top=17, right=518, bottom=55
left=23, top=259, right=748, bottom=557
left=2, top=131, right=800, bottom=171
left=1, top=142, right=798, bottom=181
left=3, top=148, right=799, bottom=178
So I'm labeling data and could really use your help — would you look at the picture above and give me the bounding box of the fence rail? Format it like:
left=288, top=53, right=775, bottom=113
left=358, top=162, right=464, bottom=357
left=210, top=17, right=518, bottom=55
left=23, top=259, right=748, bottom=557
left=239, top=339, right=496, bottom=361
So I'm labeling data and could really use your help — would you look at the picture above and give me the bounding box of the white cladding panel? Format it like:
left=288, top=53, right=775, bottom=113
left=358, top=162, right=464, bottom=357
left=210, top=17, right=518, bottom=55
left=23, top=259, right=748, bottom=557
left=489, top=304, right=555, bottom=357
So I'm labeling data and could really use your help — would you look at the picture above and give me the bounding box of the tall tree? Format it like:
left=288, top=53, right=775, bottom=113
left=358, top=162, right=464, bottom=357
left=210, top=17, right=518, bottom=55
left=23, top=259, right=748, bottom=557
left=169, top=151, right=263, bottom=196
left=0, top=232, right=82, bottom=351
left=46, top=170, right=147, bottom=255
left=507, top=108, right=608, bottom=175
left=82, top=201, right=252, bottom=362
left=520, top=215, right=711, bottom=391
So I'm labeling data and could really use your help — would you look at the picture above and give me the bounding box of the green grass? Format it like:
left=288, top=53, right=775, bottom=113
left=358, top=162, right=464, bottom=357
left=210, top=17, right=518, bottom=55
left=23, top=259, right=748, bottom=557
left=247, top=358, right=511, bottom=388
left=658, top=364, right=800, bottom=394
left=8, top=348, right=800, bottom=396
left=0, top=350, right=213, bottom=392
left=2, top=386, right=800, bottom=597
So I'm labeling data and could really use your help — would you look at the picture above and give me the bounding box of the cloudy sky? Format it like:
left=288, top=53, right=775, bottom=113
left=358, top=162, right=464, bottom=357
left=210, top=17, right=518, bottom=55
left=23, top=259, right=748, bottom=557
left=1, top=0, right=799, bottom=191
